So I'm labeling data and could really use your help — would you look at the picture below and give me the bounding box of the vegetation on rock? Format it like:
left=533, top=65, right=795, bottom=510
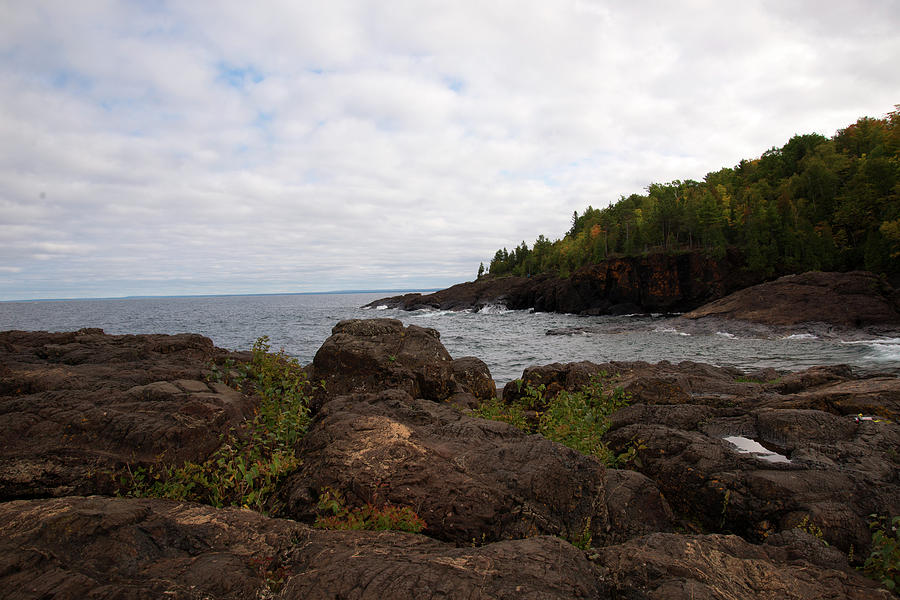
left=119, top=336, right=314, bottom=514
left=489, top=107, right=900, bottom=278
left=313, top=486, right=427, bottom=533
left=865, top=515, right=900, bottom=592
left=473, top=374, right=632, bottom=465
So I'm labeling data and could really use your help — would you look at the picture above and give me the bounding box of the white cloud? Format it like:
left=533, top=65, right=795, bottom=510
left=0, top=1, right=897, bottom=299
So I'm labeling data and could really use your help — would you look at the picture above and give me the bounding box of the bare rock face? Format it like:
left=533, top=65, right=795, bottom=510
left=308, top=319, right=496, bottom=404
left=0, top=329, right=255, bottom=500
left=683, top=270, right=900, bottom=331
left=594, top=532, right=891, bottom=599
left=280, top=389, right=609, bottom=546
left=0, top=496, right=604, bottom=600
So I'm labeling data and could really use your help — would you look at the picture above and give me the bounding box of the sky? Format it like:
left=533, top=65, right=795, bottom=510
left=1, top=1, right=898, bottom=301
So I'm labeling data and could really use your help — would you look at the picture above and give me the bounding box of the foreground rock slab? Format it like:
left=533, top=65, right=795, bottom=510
left=594, top=532, right=891, bottom=599
left=281, top=389, right=610, bottom=546
left=0, top=496, right=604, bottom=600
left=0, top=329, right=254, bottom=500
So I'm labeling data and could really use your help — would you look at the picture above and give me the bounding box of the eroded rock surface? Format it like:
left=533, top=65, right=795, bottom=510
left=280, top=389, right=610, bottom=546
left=594, top=532, right=890, bottom=599
left=0, top=496, right=604, bottom=600
left=0, top=329, right=254, bottom=500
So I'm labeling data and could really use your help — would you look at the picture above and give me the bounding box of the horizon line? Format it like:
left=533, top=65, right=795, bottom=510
left=0, top=288, right=442, bottom=303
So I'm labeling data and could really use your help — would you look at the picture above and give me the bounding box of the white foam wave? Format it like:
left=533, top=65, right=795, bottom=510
left=783, top=333, right=818, bottom=340
left=375, top=305, right=389, bottom=310
left=654, top=327, right=690, bottom=337
left=478, top=304, right=510, bottom=315
left=715, top=331, right=737, bottom=339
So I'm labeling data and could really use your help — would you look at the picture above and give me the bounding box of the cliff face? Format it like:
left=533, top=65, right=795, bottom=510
left=372, top=250, right=757, bottom=315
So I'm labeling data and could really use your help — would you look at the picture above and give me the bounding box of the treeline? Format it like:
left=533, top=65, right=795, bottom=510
left=487, top=108, right=900, bottom=278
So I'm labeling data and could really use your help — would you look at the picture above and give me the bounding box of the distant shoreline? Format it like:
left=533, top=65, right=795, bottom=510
left=0, top=289, right=442, bottom=304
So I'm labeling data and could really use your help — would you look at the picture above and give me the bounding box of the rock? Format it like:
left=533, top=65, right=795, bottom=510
left=594, top=532, right=891, bottom=599
left=308, top=319, right=495, bottom=405
left=369, top=249, right=756, bottom=315
left=0, top=329, right=255, bottom=501
left=683, top=270, right=900, bottom=331
left=0, top=496, right=604, bottom=600
left=604, top=469, right=675, bottom=542
left=279, top=389, right=610, bottom=546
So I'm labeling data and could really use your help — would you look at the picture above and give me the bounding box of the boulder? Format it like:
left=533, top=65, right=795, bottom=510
left=279, top=389, right=609, bottom=546
left=308, top=319, right=495, bottom=405
left=0, top=495, right=604, bottom=600
left=0, top=329, right=255, bottom=501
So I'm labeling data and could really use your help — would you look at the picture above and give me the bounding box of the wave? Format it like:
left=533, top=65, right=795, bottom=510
left=782, top=333, right=818, bottom=340
left=653, top=326, right=690, bottom=337
left=715, top=331, right=737, bottom=339
left=477, top=304, right=511, bottom=315
left=841, top=337, right=900, bottom=362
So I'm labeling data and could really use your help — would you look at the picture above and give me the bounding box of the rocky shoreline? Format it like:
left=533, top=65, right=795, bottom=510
left=1, top=322, right=898, bottom=598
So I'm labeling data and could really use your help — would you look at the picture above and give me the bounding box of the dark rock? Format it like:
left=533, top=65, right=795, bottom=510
left=369, top=249, right=756, bottom=315
left=0, top=330, right=255, bottom=501
left=604, top=469, right=675, bottom=542
left=683, top=270, right=900, bottom=331
left=307, top=319, right=495, bottom=405
left=0, top=496, right=604, bottom=600
left=594, top=532, right=891, bottom=599
left=279, top=389, right=610, bottom=546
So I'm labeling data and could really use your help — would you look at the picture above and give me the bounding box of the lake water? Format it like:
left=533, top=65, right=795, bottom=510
left=1, top=292, right=898, bottom=384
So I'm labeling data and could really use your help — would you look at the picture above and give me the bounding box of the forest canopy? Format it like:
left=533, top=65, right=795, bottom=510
left=487, top=107, right=900, bottom=279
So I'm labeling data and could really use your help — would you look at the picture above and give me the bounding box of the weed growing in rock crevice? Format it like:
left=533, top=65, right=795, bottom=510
left=119, top=336, right=316, bottom=514
left=473, top=374, right=631, bottom=466
left=313, top=487, right=426, bottom=533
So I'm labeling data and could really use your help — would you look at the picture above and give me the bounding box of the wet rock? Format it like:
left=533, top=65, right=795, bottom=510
left=604, top=469, right=675, bottom=542
left=594, top=532, right=891, bottom=599
left=308, top=319, right=495, bottom=404
left=279, top=389, right=609, bottom=546
left=0, top=496, right=604, bottom=600
left=0, top=329, right=255, bottom=501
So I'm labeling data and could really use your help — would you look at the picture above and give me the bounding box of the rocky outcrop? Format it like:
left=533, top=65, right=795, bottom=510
left=0, top=329, right=255, bottom=501
left=1, top=325, right=896, bottom=598
left=280, top=389, right=610, bottom=546
left=683, top=270, right=900, bottom=332
left=508, top=360, right=900, bottom=556
left=0, top=496, right=604, bottom=600
left=370, top=249, right=755, bottom=315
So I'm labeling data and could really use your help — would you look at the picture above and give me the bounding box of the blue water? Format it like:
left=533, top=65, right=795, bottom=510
left=1, top=293, right=897, bottom=384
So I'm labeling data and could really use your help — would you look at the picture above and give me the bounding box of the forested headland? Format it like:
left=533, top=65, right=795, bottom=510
left=486, top=107, right=900, bottom=280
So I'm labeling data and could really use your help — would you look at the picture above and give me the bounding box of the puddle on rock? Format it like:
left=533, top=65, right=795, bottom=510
left=722, top=436, right=791, bottom=464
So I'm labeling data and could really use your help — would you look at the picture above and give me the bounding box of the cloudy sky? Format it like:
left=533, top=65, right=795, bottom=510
left=1, top=1, right=897, bottom=300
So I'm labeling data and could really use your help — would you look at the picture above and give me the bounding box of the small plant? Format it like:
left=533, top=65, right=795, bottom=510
left=567, top=518, right=593, bottom=550
left=119, top=336, right=316, bottom=514
left=473, top=374, right=631, bottom=466
left=313, top=487, right=426, bottom=533
left=795, top=514, right=828, bottom=545
left=864, top=515, right=900, bottom=592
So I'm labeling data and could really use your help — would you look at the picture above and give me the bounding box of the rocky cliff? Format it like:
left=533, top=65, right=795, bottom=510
left=371, top=249, right=758, bottom=315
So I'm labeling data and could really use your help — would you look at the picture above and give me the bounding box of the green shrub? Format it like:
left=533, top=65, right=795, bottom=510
left=865, top=515, right=900, bottom=592
left=314, top=487, right=426, bottom=533
left=473, top=374, right=632, bottom=466
left=119, top=336, right=316, bottom=514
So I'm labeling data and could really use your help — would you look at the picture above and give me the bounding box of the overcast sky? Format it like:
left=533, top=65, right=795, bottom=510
left=1, top=1, right=897, bottom=300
